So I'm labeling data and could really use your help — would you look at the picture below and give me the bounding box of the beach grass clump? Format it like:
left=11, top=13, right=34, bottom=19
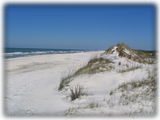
left=118, top=66, right=140, bottom=73
left=70, top=85, right=86, bottom=101
left=74, top=58, right=113, bottom=75
left=87, top=102, right=100, bottom=109
left=58, top=74, right=73, bottom=91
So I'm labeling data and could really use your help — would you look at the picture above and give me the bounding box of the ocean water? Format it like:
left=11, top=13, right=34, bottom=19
left=5, top=48, right=87, bottom=58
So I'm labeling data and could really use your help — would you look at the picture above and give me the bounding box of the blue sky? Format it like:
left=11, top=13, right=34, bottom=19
left=5, top=4, right=156, bottom=50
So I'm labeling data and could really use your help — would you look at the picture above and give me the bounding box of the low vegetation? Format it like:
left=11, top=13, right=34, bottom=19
left=135, top=50, right=156, bottom=58
left=75, top=58, right=113, bottom=75
left=86, top=102, right=100, bottom=109
left=107, top=76, right=156, bottom=108
left=65, top=102, right=101, bottom=115
left=118, top=66, right=140, bottom=73
left=69, top=85, right=86, bottom=101
left=58, top=74, right=73, bottom=90
left=104, top=43, right=156, bottom=64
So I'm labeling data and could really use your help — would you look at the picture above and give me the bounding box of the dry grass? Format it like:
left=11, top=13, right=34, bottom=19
left=58, top=74, right=73, bottom=91
left=70, top=85, right=86, bottom=101
left=118, top=66, right=140, bottom=73
left=75, top=58, right=113, bottom=75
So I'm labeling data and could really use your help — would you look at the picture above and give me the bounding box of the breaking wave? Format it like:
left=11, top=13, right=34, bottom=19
left=5, top=49, right=86, bottom=58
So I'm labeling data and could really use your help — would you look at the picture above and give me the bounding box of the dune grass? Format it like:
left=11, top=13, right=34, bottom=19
left=69, top=85, right=86, bottom=101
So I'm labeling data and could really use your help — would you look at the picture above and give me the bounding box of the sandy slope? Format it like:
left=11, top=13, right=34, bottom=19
left=5, top=51, right=102, bottom=116
left=61, top=51, right=156, bottom=116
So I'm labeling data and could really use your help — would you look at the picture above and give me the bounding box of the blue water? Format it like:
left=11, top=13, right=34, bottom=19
left=5, top=48, right=87, bottom=58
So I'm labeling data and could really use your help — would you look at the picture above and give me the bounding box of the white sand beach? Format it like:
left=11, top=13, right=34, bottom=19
left=5, top=51, right=101, bottom=116
left=5, top=49, right=156, bottom=116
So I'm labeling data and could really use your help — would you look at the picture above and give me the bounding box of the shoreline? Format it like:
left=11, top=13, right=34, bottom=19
left=5, top=50, right=104, bottom=60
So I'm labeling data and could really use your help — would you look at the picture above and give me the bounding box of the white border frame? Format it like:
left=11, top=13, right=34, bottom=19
left=0, top=0, right=159, bottom=120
